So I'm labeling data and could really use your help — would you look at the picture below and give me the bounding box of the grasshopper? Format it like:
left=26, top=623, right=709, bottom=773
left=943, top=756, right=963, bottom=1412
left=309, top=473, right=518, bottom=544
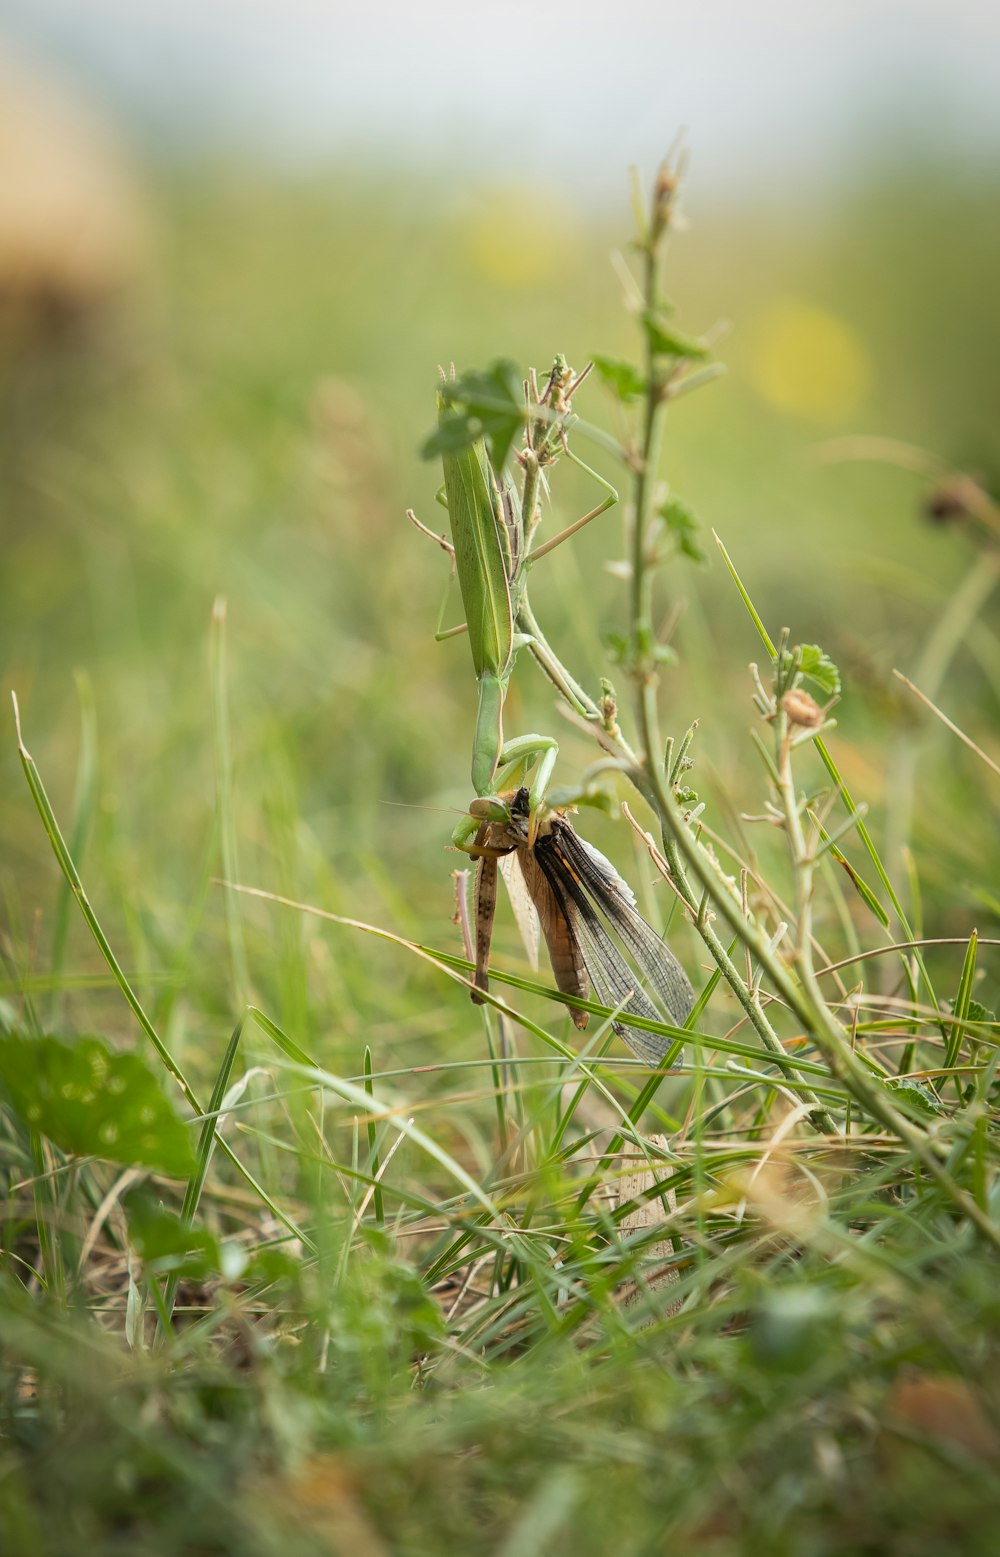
left=470, top=788, right=693, bottom=1065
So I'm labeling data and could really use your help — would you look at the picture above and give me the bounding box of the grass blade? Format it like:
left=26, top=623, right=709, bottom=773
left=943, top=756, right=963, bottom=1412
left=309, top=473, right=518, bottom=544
left=48, top=671, right=98, bottom=1028
left=364, top=1044, right=385, bottom=1226
left=211, top=597, right=250, bottom=1006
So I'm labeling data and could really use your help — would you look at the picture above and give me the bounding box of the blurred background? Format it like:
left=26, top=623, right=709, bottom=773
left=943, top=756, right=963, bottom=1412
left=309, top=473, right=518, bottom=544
left=2, top=0, right=999, bottom=1058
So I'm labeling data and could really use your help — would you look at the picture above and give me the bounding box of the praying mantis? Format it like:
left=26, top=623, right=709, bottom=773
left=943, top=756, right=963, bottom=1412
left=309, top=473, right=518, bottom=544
left=429, top=357, right=615, bottom=848
left=414, top=357, right=695, bottom=1058
left=438, top=419, right=555, bottom=841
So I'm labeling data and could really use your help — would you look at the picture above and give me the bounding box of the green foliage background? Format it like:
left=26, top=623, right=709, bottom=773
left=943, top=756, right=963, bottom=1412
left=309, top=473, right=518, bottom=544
left=5, top=166, right=999, bottom=958
left=2, top=157, right=999, bottom=1553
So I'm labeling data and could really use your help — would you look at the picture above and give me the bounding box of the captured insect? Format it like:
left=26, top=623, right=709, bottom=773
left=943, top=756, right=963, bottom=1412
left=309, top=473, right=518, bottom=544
left=469, top=788, right=694, bottom=1067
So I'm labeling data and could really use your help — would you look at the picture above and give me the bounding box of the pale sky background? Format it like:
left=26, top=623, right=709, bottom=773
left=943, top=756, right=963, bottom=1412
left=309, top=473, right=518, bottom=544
left=5, top=0, right=1000, bottom=201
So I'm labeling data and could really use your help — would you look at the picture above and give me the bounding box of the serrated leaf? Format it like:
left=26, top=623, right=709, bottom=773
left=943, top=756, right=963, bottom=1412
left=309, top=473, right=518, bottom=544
left=658, top=493, right=707, bottom=564
left=968, top=1000, right=997, bottom=1026
left=591, top=354, right=647, bottom=402
left=425, top=359, right=524, bottom=475
left=0, top=1032, right=196, bottom=1177
left=798, top=644, right=841, bottom=698
left=642, top=311, right=710, bottom=361
left=883, top=1076, right=948, bottom=1118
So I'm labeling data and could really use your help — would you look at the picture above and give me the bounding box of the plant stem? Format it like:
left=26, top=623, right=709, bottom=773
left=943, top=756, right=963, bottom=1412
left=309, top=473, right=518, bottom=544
left=775, top=708, right=818, bottom=982
left=519, top=544, right=807, bottom=1104
left=628, top=242, right=664, bottom=678
left=614, top=183, right=838, bottom=1132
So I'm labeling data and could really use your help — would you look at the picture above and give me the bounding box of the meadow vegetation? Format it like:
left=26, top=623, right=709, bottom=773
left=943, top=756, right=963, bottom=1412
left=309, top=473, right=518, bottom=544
left=1, top=152, right=999, bottom=1553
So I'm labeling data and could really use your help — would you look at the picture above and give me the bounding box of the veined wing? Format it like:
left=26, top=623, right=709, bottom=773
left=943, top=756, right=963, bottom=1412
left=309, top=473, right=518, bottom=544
left=551, top=822, right=695, bottom=1026
left=533, top=818, right=693, bottom=1066
left=471, top=821, right=588, bottom=1028
left=514, top=842, right=589, bottom=1030
left=499, top=850, right=540, bottom=971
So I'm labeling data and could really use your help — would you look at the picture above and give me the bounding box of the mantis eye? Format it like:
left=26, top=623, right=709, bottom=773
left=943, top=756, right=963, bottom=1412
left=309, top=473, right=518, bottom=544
left=469, top=796, right=511, bottom=823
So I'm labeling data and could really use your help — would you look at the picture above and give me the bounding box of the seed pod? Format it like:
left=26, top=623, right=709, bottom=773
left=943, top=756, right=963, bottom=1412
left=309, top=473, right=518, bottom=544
left=781, top=689, right=824, bottom=730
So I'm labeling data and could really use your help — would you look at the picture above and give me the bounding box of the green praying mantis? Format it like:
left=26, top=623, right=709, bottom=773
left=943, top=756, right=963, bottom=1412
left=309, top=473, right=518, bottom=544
left=439, top=422, right=556, bottom=841
left=414, top=357, right=695, bottom=1055
left=429, top=357, right=616, bottom=848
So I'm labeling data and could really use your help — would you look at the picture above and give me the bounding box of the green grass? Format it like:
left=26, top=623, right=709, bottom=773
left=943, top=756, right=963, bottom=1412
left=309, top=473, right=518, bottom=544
left=2, top=157, right=1000, bottom=1554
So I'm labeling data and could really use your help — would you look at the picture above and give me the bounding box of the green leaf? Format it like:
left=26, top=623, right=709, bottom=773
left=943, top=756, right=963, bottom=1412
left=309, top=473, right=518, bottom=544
left=591, top=354, right=646, bottom=402
left=0, top=1032, right=196, bottom=1177
left=968, top=1000, right=997, bottom=1026
left=601, top=629, right=629, bottom=665
left=423, top=359, right=524, bottom=475
left=125, top=1199, right=222, bottom=1279
left=883, top=1076, right=948, bottom=1118
left=641, top=310, right=710, bottom=361
left=245, top=1246, right=302, bottom=1287
left=797, top=645, right=841, bottom=698
left=124, top=1251, right=145, bottom=1352
left=658, top=493, right=707, bottom=564
left=545, top=784, right=616, bottom=815
left=421, top=412, right=481, bottom=459
left=946, top=930, right=979, bottom=1074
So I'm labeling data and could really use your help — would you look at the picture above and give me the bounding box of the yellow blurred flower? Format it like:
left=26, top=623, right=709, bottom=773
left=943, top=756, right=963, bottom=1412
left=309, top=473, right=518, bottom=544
left=458, top=186, right=579, bottom=289
left=748, top=297, right=871, bottom=423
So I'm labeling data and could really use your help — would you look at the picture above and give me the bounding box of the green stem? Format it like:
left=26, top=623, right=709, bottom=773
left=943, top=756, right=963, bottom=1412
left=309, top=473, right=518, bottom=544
left=638, top=682, right=837, bottom=1133
left=775, top=708, right=818, bottom=983
left=518, top=530, right=799, bottom=1091
left=629, top=243, right=664, bottom=676
left=619, top=201, right=837, bottom=1130
left=523, top=567, right=804, bottom=1103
